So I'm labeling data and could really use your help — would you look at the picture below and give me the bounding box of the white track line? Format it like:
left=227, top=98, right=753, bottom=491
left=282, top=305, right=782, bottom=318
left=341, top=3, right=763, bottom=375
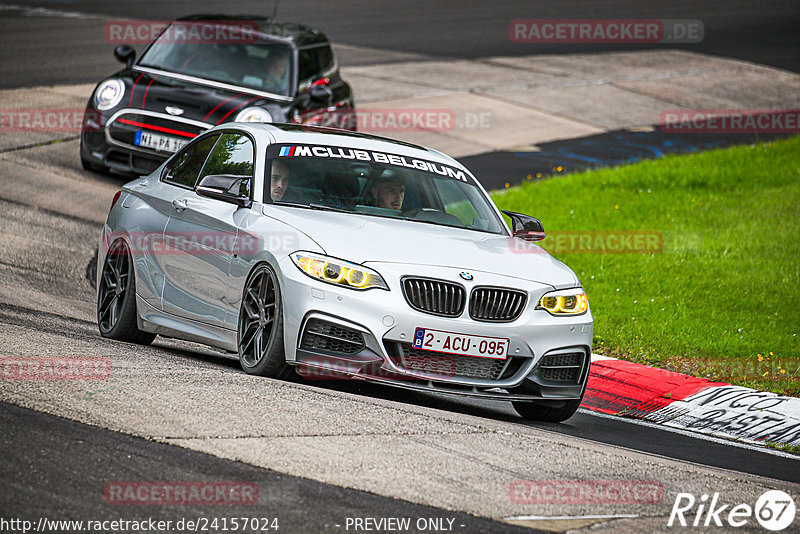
left=504, top=513, right=638, bottom=521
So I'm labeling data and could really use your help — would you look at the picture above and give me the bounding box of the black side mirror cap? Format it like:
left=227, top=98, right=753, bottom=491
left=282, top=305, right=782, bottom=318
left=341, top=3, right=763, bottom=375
left=501, top=210, right=545, bottom=241
left=114, top=45, right=136, bottom=68
left=196, top=174, right=252, bottom=208
left=309, top=84, right=333, bottom=104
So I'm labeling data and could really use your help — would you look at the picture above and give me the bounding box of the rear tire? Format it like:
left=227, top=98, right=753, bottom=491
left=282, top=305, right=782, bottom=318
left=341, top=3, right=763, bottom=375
left=512, top=398, right=582, bottom=422
left=97, top=239, right=155, bottom=345
left=238, top=264, right=293, bottom=379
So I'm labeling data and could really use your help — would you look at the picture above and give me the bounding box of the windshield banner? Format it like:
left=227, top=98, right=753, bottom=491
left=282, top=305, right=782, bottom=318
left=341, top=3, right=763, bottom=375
left=270, top=144, right=473, bottom=184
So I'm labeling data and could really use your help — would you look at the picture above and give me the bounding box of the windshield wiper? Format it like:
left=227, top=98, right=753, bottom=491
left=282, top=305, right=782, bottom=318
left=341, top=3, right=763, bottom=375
left=271, top=201, right=350, bottom=214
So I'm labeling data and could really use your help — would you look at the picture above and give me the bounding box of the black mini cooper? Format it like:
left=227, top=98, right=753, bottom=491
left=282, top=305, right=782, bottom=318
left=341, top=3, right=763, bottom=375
left=80, top=15, right=355, bottom=175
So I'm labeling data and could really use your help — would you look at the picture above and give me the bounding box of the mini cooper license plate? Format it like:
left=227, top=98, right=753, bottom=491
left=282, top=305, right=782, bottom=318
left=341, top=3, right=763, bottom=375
left=412, top=328, right=509, bottom=359
left=135, top=131, right=189, bottom=153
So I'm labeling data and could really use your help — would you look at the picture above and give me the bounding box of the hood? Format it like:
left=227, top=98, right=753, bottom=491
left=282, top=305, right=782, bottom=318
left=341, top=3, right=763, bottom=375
left=123, top=70, right=288, bottom=125
left=265, top=207, right=579, bottom=288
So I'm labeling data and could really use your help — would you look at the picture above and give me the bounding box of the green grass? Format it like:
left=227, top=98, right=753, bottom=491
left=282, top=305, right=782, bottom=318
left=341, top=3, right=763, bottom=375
left=491, top=136, right=800, bottom=396
left=765, top=441, right=800, bottom=455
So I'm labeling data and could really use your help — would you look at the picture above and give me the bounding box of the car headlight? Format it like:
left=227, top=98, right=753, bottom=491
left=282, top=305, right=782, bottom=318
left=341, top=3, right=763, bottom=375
left=291, top=252, right=388, bottom=291
left=235, top=107, right=272, bottom=123
left=94, top=79, right=124, bottom=111
left=537, top=288, right=589, bottom=316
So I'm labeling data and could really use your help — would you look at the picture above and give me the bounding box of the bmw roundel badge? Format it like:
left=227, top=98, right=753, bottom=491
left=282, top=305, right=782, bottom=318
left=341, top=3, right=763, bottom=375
left=459, top=272, right=474, bottom=281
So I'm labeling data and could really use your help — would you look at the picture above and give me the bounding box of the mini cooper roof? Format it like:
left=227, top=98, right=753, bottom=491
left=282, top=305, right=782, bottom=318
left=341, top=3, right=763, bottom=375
left=175, top=14, right=330, bottom=47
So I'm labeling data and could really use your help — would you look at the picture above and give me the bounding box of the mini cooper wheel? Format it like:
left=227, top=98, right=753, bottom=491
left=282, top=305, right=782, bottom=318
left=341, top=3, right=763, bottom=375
left=512, top=398, right=582, bottom=423
left=238, top=264, right=292, bottom=378
left=97, top=239, right=155, bottom=344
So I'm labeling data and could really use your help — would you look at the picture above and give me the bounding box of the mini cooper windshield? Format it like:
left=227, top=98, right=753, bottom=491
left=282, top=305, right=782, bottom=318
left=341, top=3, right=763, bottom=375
left=138, top=21, right=294, bottom=96
left=265, top=144, right=507, bottom=235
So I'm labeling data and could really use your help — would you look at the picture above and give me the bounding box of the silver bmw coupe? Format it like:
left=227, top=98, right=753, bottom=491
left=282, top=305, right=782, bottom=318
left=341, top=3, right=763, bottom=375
left=97, top=123, right=593, bottom=421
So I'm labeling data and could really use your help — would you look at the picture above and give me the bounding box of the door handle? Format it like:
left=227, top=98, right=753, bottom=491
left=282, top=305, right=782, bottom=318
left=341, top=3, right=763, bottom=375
left=171, top=199, right=187, bottom=212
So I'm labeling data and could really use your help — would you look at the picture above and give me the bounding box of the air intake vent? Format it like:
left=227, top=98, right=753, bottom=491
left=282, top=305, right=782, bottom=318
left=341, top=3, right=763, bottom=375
left=469, top=287, right=527, bottom=322
left=536, top=352, right=585, bottom=383
left=299, top=319, right=364, bottom=354
left=401, top=277, right=466, bottom=317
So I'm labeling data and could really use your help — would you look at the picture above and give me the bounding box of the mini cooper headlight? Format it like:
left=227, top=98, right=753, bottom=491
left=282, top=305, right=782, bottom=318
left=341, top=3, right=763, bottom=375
left=235, top=107, right=272, bottom=123
left=291, top=252, right=388, bottom=291
left=537, top=288, right=589, bottom=316
left=94, top=79, right=124, bottom=111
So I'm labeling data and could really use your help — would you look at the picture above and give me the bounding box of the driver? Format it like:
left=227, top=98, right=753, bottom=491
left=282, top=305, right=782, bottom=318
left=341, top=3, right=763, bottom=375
left=270, top=160, right=290, bottom=201
left=367, top=176, right=405, bottom=210
left=264, top=52, right=288, bottom=92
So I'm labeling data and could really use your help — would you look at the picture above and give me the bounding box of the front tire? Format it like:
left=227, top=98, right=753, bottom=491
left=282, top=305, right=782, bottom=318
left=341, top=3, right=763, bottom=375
left=512, top=398, right=582, bottom=423
left=238, top=264, right=292, bottom=378
left=97, top=239, right=155, bottom=344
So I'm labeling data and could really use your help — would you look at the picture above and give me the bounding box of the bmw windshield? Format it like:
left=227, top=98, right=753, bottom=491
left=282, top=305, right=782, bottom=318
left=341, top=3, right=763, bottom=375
left=265, top=143, right=507, bottom=235
left=137, top=21, right=294, bottom=96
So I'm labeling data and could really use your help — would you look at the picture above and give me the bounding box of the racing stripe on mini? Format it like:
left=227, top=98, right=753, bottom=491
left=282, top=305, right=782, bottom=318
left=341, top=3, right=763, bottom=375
left=217, top=95, right=261, bottom=124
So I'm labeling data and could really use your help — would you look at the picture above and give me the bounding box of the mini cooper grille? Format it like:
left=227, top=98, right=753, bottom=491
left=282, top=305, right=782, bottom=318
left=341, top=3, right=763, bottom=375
left=299, top=319, right=364, bottom=354
left=401, top=278, right=466, bottom=317
left=389, top=342, right=507, bottom=380
left=107, top=113, right=205, bottom=148
left=536, top=352, right=585, bottom=383
left=469, top=287, right=527, bottom=322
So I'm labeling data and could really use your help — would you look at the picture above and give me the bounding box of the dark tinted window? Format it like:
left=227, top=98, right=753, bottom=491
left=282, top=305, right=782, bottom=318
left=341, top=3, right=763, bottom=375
left=198, top=133, right=254, bottom=197
left=298, top=45, right=334, bottom=82
left=162, top=134, right=220, bottom=188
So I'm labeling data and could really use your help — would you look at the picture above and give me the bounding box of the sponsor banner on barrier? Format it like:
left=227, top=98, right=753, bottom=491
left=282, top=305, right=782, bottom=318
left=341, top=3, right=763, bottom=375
left=648, top=385, right=800, bottom=447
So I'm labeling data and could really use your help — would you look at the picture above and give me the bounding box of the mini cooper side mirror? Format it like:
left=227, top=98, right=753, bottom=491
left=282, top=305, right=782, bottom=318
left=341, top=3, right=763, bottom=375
left=501, top=210, right=545, bottom=241
left=309, top=84, right=333, bottom=104
left=114, top=45, right=136, bottom=68
left=196, top=174, right=252, bottom=208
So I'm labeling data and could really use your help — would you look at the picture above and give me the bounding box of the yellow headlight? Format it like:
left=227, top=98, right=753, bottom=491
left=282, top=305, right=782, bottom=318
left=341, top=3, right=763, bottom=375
left=291, top=252, right=388, bottom=291
left=537, top=290, right=588, bottom=315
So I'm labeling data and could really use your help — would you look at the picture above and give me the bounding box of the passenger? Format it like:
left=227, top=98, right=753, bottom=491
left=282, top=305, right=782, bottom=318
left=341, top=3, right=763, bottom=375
left=270, top=160, right=290, bottom=201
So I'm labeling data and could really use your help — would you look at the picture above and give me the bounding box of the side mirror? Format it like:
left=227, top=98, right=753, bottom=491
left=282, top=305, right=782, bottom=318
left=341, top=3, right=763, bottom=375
left=309, top=84, right=333, bottom=104
left=502, top=210, right=545, bottom=241
left=196, top=174, right=252, bottom=208
left=114, top=45, right=136, bottom=68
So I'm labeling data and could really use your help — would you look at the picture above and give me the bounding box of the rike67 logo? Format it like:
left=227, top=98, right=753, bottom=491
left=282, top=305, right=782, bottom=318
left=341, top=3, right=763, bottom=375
left=668, top=490, right=796, bottom=531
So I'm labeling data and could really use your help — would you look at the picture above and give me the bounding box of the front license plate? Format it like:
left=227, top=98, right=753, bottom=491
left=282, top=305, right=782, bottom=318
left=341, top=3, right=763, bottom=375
left=412, top=328, right=509, bottom=360
left=135, top=130, right=189, bottom=153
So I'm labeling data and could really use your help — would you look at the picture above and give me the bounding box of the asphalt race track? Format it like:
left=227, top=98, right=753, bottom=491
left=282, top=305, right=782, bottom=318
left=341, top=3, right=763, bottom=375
left=1, top=1, right=799, bottom=532
left=0, top=0, right=799, bottom=89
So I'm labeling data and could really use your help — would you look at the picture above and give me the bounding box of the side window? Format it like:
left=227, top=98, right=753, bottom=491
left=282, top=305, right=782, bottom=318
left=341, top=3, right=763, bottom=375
left=162, top=134, right=220, bottom=188
left=433, top=179, right=480, bottom=227
left=298, top=45, right=334, bottom=83
left=198, top=133, right=254, bottom=197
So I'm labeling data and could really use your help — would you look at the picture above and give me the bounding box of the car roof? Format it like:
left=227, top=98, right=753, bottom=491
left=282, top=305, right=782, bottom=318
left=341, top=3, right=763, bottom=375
left=175, top=14, right=329, bottom=47
left=216, top=123, right=464, bottom=167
